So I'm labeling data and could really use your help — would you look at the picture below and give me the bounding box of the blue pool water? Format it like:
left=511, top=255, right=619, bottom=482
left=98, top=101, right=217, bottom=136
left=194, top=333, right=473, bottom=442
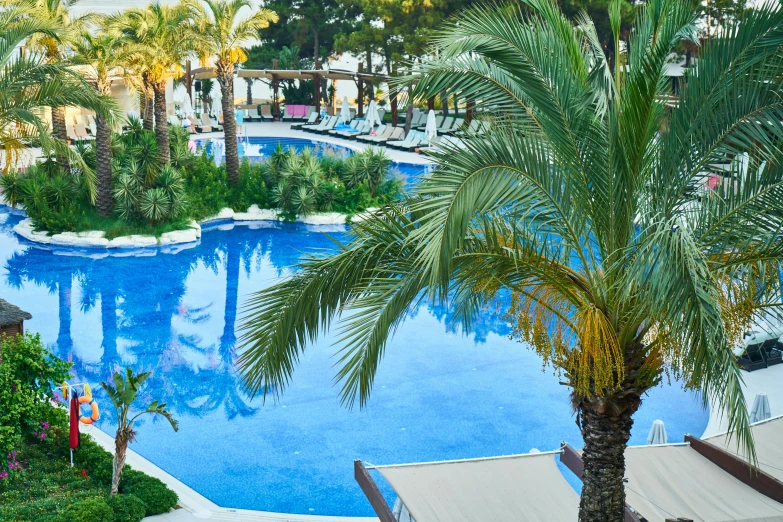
left=195, top=136, right=431, bottom=187
left=0, top=207, right=709, bottom=516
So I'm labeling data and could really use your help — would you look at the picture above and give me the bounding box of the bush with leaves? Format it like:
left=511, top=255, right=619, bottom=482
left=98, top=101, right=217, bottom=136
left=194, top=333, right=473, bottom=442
left=0, top=333, right=71, bottom=462
left=106, top=494, right=147, bottom=522
left=64, top=497, right=114, bottom=522
left=119, top=473, right=178, bottom=516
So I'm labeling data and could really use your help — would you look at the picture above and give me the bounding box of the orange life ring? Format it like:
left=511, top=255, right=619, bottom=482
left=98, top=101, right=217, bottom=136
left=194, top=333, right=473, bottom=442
left=78, top=395, right=100, bottom=425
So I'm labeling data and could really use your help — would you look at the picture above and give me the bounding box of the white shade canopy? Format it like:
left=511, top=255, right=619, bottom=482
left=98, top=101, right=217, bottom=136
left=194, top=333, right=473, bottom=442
left=424, top=110, right=437, bottom=140
left=375, top=452, right=579, bottom=522
left=706, top=415, right=783, bottom=482
left=340, top=96, right=351, bottom=123
left=646, top=419, right=668, bottom=445
left=624, top=443, right=783, bottom=521
left=365, top=100, right=381, bottom=127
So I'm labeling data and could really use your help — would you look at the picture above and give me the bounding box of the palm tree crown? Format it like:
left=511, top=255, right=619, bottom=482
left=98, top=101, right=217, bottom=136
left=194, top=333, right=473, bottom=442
left=185, top=0, right=277, bottom=185
left=238, top=1, right=783, bottom=520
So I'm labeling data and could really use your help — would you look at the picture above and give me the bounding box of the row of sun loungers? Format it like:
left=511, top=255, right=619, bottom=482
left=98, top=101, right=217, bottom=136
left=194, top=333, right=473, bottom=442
left=294, top=113, right=479, bottom=153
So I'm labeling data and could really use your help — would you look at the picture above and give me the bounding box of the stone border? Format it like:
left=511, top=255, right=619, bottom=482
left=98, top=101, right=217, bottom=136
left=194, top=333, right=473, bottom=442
left=8, top=204, right=377, bottom=251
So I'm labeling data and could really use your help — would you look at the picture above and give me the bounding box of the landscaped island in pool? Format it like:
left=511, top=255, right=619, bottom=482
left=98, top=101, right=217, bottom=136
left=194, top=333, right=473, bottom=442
left=0, top=205, right=709, bottom=516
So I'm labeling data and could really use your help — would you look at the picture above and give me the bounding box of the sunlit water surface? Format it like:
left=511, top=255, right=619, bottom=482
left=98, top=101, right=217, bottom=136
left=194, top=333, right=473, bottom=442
left=0, top=199, right=708, bottom=515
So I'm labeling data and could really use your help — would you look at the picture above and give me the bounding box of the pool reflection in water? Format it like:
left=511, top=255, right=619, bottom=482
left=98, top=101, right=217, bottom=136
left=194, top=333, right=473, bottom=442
left=0, top=208, right=708, bottom=516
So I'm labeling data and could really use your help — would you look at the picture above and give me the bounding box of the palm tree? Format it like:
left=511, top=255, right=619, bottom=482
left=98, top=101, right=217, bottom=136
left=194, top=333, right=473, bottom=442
left=14, top=0, right=95, bottom=169
left=238, top=2, right=783, bottom=521
left=113, top=3, right=191, bottom=165
left=0, top=6, right=117, bottom=193
left=186, top=0, right=277, bottom=185
left=70, top=29, right=133, bottom=216
left=100, top=367, right=178, bottom=496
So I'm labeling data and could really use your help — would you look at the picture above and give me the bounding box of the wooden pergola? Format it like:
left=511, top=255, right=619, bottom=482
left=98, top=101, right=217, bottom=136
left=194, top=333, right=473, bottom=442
left=185, top=63, right=396, bottom=123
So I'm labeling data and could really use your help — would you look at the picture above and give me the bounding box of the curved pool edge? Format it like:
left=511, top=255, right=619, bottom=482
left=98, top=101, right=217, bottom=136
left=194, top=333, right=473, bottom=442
left=2, top=204, right=382, bottom=255
left=83, top=424, right=378, bottom=522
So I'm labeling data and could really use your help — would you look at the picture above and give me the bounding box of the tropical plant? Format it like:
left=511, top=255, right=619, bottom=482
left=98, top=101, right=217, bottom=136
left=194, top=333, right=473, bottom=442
left=7, top=0, right=96, bottom=168
left=186, top=0, right=278, bottom=185
left=341, top=147, right=390, bottom=196
left=112, top=3, right=192, bottom=165
left=70, top=28, right=133, bottom=216
left=100, top=368, right=178, bottom=496
left=0, top=5, right=116, bottom=187
left=238, top=1, right=783, bottom=521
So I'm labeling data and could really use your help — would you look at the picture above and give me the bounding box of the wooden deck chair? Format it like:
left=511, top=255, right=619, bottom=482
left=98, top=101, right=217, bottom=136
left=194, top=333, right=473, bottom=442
left=260, top=105, right=273, bottom=121
left=66, top=123, right=78, bottom=140
left=281, top=106, right=294, bottom=121
left=197, top=114, right=213, bottom=133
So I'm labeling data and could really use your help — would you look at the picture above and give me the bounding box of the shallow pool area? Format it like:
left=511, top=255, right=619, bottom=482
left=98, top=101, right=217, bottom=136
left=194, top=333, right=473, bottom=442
left=0, top=206, right=709, bottom=516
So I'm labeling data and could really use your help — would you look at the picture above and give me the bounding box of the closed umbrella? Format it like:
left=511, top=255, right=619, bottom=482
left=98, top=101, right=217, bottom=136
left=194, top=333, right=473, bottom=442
left=750, top=392, right=771, bottom=423
left=646, top=419, right=667, bottom=445
left=366, top=100, right=381, bottom=127
left=69, top=390, right=80, bottom=466
left=424, top=109, right=438, bottom=140
left=340, top=96, right=351, bottom=123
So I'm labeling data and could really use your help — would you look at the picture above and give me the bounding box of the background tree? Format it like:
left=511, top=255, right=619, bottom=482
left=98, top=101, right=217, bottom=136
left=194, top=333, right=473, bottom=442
left=113, top=3, right=191, bottom=165
left=10, top=0, right=95, bottom=169
left=70, top=29, right=132, bottom=216
left=187, top=0, right=277, bottom=186
left=238, top=2, right=783, bottom=521
left=100, top=368, right=178, bottom=496
left=0, top=5, right=116, bottom=192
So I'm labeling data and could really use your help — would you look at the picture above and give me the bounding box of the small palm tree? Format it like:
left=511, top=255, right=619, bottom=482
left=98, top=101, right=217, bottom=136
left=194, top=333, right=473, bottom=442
left=238, top=2, right=783, bottom=521
left=112, top=3, right=191, bottom=165
left=186, top=0, right=277, bottom=185
left=70, top=28, right=133, bottom=216
left=100, top=368, right=178, bottom=496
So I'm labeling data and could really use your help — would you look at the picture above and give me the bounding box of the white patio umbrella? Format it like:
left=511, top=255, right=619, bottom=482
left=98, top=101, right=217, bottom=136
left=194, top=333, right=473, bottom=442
left=750, top=392, right=771, bottom=423
left=340, top=96, right=351, bottom=123
left=646, top=420, right=668, bottom=445
left=424, top=109, right=438, bottom=140
left=182, top=95, right=194, bottom=118
left=365, top=100, right=381, bottom=127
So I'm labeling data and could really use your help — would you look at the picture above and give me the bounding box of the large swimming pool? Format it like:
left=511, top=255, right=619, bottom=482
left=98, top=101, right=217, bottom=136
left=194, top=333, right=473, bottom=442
left=0, top=159, right=709, bottom=516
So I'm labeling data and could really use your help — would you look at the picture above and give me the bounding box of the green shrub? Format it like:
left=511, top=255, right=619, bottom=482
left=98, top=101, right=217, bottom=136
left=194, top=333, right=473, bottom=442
left=74, top=437, right=115, bottom=486
left=64, top=497, right=113, bottom=522
left=120, top=474, right=178, bottom=516
left=107, top=494, right=147, bottom=522
left=0, top=333, right=71, bottom=459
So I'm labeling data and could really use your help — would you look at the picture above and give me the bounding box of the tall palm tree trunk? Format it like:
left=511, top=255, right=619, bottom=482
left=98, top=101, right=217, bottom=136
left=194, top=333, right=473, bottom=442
left=142, top=74, right=154, bottom=131
left=577, top=397, right=640, bottom=522
left=218, top=73, right=239, bottom=185
left=51, top=106, right=70, bottom=170
left=95, top=114, right=113, bottom=216
left=152, top=81, right=170, bottom=165
left=110, top=433, right=128, bottom=495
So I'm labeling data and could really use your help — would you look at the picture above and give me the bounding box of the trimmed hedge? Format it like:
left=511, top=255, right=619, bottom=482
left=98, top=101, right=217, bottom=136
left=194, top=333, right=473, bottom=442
left=120, top=470, right=179, bottom=516
left=64, top=497, right=113, bottom=522
left=107, top=494, right=147, bottom=522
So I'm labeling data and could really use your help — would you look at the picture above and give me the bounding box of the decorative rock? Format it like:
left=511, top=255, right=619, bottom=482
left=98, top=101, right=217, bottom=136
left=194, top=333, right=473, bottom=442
left=351, top=208, right=380, bottom=223
left=297, top=212, right=347, bottom=225
left=50, top=231, right=110, bottom=248
left=187, top=220, right=202, bottom=238
left=107, top=235, right=157, bottom=248
left=234, top=206, right=280, bottom=221
left=158, top=229, right=199, bottom=245
left=202, top=207, right=235, bottom=223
